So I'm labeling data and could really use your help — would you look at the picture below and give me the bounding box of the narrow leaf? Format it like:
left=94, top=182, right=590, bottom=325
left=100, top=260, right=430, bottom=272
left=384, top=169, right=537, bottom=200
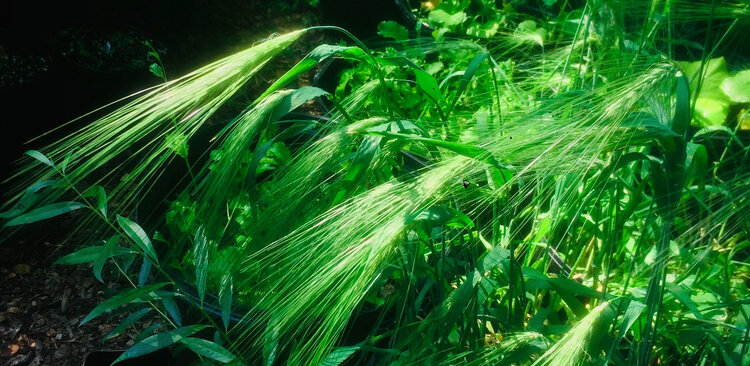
left=606, top=299, right=645, bottom=363
left=4, top=201, right=86, bottom=227
left=25, top=150, right=55, bottom=167
left=162, top=295, right=183, bottom=327
left=408, top=206, right=474, bottom=228
left=673, top=72, right=691, bottom=136
left=59, top=150, right=75, bottom=174
left=0, top=180, right=59, bottom=219
left=54, top=245, right=134, bottom=266
left=81, top=283, right=167, bottom=324
left=92, top=234, right=121, bottom=282
left=365, top=130, right=506, bottom=170
left=194, top=228, right=210, bottom=305
left=133, top=323, right=161, bottom=344
left=138, top=258, right=152, bottom=287
left=257, top=45, right=365, bottom=102
left=321, top=343, right=362, bottom=366
left=113, top=325, right=207, bottom=364
left=219, top=273, right=233, bottom=330
left=448, top=52, right=488, bottom=115
left=180, top=337, right=237, bottom=363
left=333, top=135, right=382, bottom=204
left=105, top=308, right=152, bottom=340
left=117, top=215, right=158, bottom=263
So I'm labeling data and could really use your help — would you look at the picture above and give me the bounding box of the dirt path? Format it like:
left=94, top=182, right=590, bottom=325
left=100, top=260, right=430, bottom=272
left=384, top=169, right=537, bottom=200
left=0, top=223, right=156, bottom=366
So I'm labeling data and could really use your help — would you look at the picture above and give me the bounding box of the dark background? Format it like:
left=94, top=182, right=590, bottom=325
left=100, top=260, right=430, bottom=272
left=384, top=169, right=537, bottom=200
left=0, top=0, right=409, bottom=187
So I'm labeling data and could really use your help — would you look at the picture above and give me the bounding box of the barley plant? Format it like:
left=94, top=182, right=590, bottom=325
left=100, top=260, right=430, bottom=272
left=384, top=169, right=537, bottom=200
left=2, top=0, right=750, bottom=365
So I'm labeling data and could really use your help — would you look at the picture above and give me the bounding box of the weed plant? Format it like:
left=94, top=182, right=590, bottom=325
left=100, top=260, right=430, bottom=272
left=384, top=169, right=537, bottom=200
left=2, top=1, right=750, bottom=365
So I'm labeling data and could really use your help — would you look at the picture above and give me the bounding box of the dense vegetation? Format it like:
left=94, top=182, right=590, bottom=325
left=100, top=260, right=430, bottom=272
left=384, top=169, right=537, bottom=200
left=2, top=0, right=750, bottom=365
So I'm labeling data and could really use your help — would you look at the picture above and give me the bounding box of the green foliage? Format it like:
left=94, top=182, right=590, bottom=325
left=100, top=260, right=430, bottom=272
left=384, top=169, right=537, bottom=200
left=3, top=1, right=750, bottom=365
left=721, top=69, right=750, bottom=103
left=113, top=325, right=207, bottom=363
left=3, top=201, right=86, bottom=227
left=678, top=58, right=732, bottom=126
left=180, top=337, right=237, bottom=363
left=81, top=283, right=168, bottom=325
left=117, top=215, right=158, bottom=263
left=378, top=21, right=409, bottom=41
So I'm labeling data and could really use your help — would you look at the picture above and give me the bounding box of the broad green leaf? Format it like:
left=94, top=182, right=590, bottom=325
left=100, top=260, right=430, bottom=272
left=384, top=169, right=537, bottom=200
left=378, top=21, right=408, bottom=41
left=694, top=98, right=729, bottom=127
left=515, top=20, right=547, bottom=46
left=666, top=283, right=703, bottom=318
left=273, top=120, right=316, bottom=141
left=105, top=308, right=152, bottom=340
left=320, top=343, right=362, bottom=366
left=428, top=9, right=465, bottom=27
left=620, top=112, right=678, bottom=139
left=54, top=245, right=134, bottom=266
left=414, top=68, right=444, bottom=104
left=0, top=180, right=59, bottom=219
left=117, top=215, right=158, bottom=263
left=25, top=150, right=54, bottom=167
left=82, top=185, right=108, bottom=217
left=466, top=19, right=500, bottom=38
left=677, top=57, right=730, bottom=127
left=721, top=69, right=750, bottom=103
left=113, top=325, right=207, bottom=364
left=81, top=283, right=167, bottom=324
left=517, top=20, right=538, bottom=33
left=249, top=140, right=282, bottom=179
left=4, top=201, right=86, bottom=227
left=180, top=337, right=237, bottom=363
